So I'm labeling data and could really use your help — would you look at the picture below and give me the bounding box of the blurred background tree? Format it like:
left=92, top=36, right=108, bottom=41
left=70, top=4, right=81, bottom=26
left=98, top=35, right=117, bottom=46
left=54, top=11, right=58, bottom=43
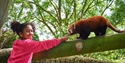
left=0, top=0, right=125, bottom=62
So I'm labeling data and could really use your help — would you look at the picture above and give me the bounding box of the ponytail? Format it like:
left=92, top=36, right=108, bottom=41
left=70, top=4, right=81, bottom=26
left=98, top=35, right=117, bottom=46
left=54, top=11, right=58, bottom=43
left=10, top=21, right=21, bottom=35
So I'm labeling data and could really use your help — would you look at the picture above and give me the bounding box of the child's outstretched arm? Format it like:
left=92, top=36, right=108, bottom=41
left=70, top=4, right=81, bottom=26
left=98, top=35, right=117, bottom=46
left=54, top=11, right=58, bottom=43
left=25, top=36, right=68, bottom=53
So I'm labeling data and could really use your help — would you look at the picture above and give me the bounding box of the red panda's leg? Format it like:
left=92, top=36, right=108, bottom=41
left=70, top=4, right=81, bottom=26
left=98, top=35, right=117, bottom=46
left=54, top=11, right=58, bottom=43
left=94, top=31, right=106, bottom=36
left=79, top=32, right=90, bottom=39
left=100, top=30, right=106, bottom=36
left=76, top=25, right=91, bottom=39
left=94, top=26, right=107, bottom=36
left=94, top=31, right=100, bottom=36
left=80, top=26, right=91, bottom=39
left=98, top=26, right=107, bottom=36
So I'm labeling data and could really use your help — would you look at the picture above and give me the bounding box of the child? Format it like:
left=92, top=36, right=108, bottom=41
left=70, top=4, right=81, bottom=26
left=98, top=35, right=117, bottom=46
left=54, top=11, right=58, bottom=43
left=8, top=21, right=68, bottom=63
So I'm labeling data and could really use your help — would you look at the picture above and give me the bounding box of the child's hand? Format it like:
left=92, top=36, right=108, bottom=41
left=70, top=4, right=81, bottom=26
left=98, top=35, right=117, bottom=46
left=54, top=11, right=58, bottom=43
left=59, top=36, right=69, bottom=42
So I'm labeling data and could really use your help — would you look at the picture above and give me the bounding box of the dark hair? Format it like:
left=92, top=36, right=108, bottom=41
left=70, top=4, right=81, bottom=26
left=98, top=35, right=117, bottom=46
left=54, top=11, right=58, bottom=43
left=10, top=20, right=35, bottom=36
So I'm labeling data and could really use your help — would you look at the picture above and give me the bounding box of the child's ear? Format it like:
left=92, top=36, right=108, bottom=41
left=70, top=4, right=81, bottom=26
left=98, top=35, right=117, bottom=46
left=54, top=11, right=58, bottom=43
left=19, top=32, right=23, bottom=37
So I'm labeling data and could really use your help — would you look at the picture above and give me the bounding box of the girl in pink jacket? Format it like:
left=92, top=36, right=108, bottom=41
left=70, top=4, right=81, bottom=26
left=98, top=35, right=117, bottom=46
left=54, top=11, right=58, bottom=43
left=8, top=21, right=68, bottom=63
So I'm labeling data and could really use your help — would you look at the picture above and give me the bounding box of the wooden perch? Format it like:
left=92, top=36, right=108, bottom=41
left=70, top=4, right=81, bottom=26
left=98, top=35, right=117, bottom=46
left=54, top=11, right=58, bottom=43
left=0, top=33, right=125, bottom=62
left=33, top=33, right=125, bottom=60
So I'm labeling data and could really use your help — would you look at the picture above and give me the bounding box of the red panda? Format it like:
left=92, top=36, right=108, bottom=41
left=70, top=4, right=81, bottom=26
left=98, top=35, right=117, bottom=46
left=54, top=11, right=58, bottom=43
left=67, top=16, right=125, bottom=39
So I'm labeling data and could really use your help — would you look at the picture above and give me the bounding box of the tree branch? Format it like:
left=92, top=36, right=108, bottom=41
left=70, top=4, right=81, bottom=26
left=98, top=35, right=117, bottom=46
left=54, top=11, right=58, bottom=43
left=84, top=0, right=94, bottom=16
left=33, top=33, right=125, bottom=60
left=31, top=1, right=58, bottom=24
left=49, top=0, right=58, bottom=15
left=73, top=0, right=76, bottom=22
left=58, top=0, right=62, bottom=26
left=101, top=0, right=114, bottom=15
left=0, top=0, right=11, bottom=36
left=34, top=15, right=56, bottom=36
left=80, top=0, right=87, bottom=19
left=49, top=0, right=60, bottom=25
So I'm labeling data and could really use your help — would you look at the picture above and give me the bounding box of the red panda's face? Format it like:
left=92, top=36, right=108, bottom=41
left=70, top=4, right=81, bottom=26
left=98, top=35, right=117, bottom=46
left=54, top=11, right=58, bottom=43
left=67, top=24, right=77, bottom=35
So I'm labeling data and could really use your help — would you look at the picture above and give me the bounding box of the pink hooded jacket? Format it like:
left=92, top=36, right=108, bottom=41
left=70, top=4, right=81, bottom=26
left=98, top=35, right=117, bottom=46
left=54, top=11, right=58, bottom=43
left=8, top=39, right=60, bottom=63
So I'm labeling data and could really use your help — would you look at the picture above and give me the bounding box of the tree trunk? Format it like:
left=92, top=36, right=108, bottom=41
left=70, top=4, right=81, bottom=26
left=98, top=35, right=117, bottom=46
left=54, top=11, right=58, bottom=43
left=0, top=33, right=125, bottom=62
left=0, top=0, right=11, bottom=36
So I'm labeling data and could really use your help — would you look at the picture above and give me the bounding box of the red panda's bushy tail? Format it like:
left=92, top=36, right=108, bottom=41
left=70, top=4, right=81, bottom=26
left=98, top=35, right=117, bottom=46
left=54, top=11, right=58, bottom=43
left=107, top=22, right=125, bottom=33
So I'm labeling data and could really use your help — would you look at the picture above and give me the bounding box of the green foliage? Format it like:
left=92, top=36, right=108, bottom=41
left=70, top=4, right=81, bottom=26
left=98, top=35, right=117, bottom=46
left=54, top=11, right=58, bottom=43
left=91, top=49, right=125, bottom=62
left=32, top=33, right=39, bottom=41
left=7, top=0, right=125, bottom=39
left=110, top=0, right=125, bottom=25
left=0, top=31, right=17, bottom=48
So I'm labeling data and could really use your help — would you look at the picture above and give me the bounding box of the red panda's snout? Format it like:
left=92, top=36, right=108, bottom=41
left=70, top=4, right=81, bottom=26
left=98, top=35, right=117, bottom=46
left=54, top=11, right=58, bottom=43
left=67, top=28, right=74, bottom=35
left=67, top=24, right=77, bottom=35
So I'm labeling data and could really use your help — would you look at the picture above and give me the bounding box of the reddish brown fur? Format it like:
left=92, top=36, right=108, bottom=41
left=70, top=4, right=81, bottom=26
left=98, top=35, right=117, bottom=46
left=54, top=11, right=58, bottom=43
left=68, top=16, right=125, bottom=39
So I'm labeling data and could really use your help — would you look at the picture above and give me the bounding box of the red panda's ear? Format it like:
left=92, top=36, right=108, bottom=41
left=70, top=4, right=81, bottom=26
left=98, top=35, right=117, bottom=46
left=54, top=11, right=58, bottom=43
left=73, top=24, right=76, bottom=29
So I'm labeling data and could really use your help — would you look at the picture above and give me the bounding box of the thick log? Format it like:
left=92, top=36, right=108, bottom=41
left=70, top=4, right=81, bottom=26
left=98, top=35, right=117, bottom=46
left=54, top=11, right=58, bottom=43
left=0, top=48, right=12, bottom=63
left=33, top=33, right=125, bottom=60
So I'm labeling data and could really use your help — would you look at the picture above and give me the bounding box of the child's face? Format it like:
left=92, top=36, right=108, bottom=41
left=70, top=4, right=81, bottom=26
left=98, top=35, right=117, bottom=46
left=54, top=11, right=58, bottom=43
left=20, top=25, right=34, bottom=39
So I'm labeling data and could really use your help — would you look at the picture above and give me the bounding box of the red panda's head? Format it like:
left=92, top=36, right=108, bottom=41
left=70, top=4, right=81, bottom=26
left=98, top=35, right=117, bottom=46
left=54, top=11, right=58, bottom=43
left=67, top=24, right=77, bottom=35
